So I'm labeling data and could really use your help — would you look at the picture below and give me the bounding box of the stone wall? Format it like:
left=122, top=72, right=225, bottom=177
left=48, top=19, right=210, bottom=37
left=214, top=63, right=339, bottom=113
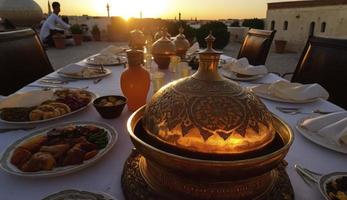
left=266, top=4, right=347, bottom=52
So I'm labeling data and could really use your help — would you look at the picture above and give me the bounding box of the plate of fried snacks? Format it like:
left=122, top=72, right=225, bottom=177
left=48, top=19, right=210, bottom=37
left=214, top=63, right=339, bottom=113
left=0, top=121, right=118, bottom=177
left=0, top=89, right=96, bottom=124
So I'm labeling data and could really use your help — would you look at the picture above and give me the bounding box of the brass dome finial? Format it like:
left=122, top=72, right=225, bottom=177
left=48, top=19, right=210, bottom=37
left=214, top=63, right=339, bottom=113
left=162, top=28, right=169, bottom=38
left=179, top=26, right=184, bottom=34
left=205, top=31, right=215, bottom=49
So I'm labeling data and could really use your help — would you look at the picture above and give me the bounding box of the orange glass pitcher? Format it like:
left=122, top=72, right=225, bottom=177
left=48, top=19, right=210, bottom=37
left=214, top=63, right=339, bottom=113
left=120, top=49, right=150, bottom=111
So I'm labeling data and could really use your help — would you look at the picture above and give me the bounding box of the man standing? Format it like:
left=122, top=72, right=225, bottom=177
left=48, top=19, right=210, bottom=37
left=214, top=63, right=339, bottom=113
left=39, top=2, right=70, bottom=46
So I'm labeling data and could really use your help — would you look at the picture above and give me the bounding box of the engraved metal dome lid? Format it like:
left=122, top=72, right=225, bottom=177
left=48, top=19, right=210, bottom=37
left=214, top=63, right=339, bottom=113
left=152, top=29, right=175, bottom=55
left=173, top=27, right=190, bottom=52
left=143, top=33, right=275, bottom=155
left=129, top=29, right=145, bottom=50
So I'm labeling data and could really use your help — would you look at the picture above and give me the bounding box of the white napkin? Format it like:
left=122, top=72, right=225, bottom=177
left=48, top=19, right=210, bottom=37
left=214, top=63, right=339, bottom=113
left=0, top=90, right=54, bottom=109
left=301, top=112, right=347, bottom=145
left=186, top=42, right=199, bottom=55
left=223, top=57, right=268, bottom=76
left=100, top=45, right=125, bottom=55
left=268, top=80, right=329, bottom=101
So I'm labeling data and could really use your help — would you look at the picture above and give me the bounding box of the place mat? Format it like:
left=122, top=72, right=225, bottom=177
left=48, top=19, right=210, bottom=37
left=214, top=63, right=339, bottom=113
left=121, top=150, right=294, bottom=200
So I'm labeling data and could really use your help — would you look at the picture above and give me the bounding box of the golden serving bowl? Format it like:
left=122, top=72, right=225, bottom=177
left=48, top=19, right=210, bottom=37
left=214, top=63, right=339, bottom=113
left=127, top=106, right=294, bottom=200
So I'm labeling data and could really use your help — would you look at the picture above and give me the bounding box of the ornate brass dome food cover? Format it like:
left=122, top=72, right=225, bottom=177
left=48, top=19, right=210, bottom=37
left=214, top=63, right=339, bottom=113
left=0, top=0, right=43, bottom=27
left=151, top=29, right=176, bottom=69
left=154, top=29, right=171, bottom=41
left=143, top=32, right=275, bottom=155
left=129, top=29, right=145, bottom=50
left=173, top=27, right=190, bottom=58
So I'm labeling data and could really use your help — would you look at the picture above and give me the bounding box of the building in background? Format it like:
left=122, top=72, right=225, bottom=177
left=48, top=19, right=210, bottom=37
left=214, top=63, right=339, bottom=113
left=266, top=0, right=347, bottom=52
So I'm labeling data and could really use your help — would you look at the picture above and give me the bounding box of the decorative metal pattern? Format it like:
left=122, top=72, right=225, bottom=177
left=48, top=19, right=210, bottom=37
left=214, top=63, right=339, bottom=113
left=121, top=150, right=294, bottom=200
left=143, top=32, right=275, bottom=154
left=143, top=76, right=273, bottom=142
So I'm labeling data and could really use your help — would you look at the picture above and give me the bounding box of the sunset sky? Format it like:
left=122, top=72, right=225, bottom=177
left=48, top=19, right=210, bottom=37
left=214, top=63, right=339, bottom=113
left=34, top=0, right=296, bottom=20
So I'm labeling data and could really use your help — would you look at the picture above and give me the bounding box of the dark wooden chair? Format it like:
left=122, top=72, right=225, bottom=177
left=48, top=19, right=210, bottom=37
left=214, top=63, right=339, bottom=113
left=0, top=28, right=54, bottom=96
left=287, top=36, right=347, bottom=109
left=237, top=29, right=276, bottom=66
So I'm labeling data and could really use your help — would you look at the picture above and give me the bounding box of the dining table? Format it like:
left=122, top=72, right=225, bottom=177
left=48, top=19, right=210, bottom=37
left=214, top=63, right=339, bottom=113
left=0, top=53, right=346, bottom=200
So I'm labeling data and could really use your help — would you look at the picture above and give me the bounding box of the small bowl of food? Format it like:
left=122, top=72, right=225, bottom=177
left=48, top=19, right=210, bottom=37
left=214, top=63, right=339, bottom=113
left=93, top=95, right=127, bottom=119
left=323, top=173, right=347, bottom=200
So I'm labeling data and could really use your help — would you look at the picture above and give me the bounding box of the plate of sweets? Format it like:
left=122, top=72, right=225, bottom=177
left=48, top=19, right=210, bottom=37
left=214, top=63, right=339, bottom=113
left=0, top=88, right=96, bottom=124
left=0, top=121, right=118, bottom=177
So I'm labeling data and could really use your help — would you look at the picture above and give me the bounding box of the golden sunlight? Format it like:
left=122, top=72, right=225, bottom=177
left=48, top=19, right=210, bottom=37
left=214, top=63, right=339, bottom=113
left=94, top=0, right=169, bottom=20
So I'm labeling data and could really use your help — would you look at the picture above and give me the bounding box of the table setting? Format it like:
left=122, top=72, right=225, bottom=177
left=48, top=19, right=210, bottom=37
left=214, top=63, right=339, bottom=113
left=0, top=30, right=346, bottom=200
left=220, top=57, right=269, bottom=81
left=250, top=80, right=330, bottom=103
left=57, top=63, right=112, bottom=79
left=84, top=45, right=128, bottom=67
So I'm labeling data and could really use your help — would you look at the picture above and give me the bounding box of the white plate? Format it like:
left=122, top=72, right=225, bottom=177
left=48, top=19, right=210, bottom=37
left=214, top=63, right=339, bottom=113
left=0, top=88, right=97, bottom=124
left=220, top=69, right=265, bottom=81
left=58, top=67, right=112, bottom=79
left=296, top=115, right=347, bottom=154
left=250, top=84, right=320, bottom=104
left=84, top=55, right=127, bottom=66
left=42, top=189, right=116, bottom=200
left=0, top=121, right=118, bottom=177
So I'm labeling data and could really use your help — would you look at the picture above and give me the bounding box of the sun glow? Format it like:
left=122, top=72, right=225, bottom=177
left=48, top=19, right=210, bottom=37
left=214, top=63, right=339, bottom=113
left=94, top=0, right=169, bottom=20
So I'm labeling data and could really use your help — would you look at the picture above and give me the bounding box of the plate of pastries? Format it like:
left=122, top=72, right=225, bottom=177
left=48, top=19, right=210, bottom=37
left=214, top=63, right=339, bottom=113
left=0, top=121, right=118, bottom=177
left=0, top=88, right=96, bottom=124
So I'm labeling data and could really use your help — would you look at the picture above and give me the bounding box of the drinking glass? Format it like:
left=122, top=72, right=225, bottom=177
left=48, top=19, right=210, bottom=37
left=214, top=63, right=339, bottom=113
left=177, top=62, right=191, bottom=78
left=151, top=72, right=165, bottom=93
left=169, top=56, right=181, bottom=73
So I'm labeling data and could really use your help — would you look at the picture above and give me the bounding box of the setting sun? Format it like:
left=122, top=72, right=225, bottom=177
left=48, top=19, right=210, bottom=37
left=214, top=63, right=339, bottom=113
left=93, top=0, right=169, bottom=20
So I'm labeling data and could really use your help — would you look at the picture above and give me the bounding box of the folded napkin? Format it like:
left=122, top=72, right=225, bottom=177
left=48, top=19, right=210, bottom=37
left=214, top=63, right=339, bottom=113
left=301, top=111, right=347, bottom=145
left=186, top=42, right=199, bottom=55
left=223, top=57, right=268, bottom=76
left=268, top=80, right=329, bottom=101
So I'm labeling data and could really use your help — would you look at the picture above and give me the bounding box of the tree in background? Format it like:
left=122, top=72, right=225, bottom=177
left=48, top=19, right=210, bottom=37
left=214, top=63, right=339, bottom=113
left=196, top=21, right=230, bottom=50
left=242, top=18, right=265, bottom=29
left=230, top=20, right=240, bottom=27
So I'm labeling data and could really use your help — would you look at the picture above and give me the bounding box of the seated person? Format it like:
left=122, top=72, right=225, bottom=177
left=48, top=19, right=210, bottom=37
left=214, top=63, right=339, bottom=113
left=39, top=2, right=70, bottom=47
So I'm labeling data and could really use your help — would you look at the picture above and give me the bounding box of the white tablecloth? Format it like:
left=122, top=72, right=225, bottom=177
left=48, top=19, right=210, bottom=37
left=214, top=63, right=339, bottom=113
left=0, top=59, right=346, bottom=200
